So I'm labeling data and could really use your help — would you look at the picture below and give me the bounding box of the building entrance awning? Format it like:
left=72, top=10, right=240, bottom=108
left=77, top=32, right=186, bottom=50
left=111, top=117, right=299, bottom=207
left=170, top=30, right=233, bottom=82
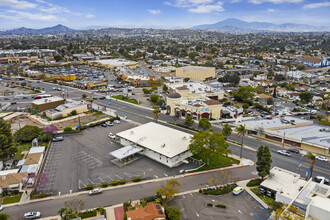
left=109, top=146, right=143, bottom=160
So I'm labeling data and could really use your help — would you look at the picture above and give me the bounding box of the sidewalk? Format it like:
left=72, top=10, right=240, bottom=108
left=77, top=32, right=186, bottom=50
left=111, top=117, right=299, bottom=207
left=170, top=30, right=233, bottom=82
left=19, top=188, right=33, bottom=203
left=236, top=179, right=269, bottom=209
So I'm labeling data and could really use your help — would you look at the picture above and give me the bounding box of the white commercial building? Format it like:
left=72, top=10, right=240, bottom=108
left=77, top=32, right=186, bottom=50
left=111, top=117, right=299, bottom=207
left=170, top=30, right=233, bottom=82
left=114, top=122, right=192, bottom=167
left=261, top=167, right=330, bottom=220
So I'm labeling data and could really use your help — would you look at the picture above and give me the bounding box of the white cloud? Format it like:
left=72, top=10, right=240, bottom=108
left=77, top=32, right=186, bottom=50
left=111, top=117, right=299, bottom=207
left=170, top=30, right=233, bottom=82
left=165, top=0, right=224, bottom=13
left=188, top=1, right=224, bottom=13
left=303, top=2, right=330, bottom=9
left=6, top=10, right=57, bottom=20
left=86, top=14, right=96, bottom=18
left=147, top=9, right=161, bottom=14
left=0, top=0, right=37, bottom=9
left=267, top=8, right=275, bottom=12
left=249, top=0, right=303, bottom=4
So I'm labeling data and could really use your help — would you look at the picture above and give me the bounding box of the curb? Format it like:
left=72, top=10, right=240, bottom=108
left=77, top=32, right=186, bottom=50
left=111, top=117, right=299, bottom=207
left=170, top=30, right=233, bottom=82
left=183, top=164, right=250, bottom=177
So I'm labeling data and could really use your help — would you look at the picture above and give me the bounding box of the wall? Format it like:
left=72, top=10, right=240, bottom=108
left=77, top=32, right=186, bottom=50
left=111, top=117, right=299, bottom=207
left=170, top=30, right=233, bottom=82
left=275, top=193, right=292, bottom=204
left=309, top=204, right=329, bottom=220
left=301, top=143, right=328, bottom=155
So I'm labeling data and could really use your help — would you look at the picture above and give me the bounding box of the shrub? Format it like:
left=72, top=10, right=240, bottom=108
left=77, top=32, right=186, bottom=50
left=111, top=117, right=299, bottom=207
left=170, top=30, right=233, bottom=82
left=63, top=127, right=73, bottom=132
left=111, top=180, right=118, bottom=186
left=215, top=204, right=226, bottom=208
left=199, top=189, right=203, bottom=193
left=86, top=184, right=93, bottom=190
left=102, top=182, right=108, bottom=188
left=119, top=179, right=126, bottom=185
left=70, top=110, right=77, bottom=116
left=207, top=203, right=213, bottom=207
left=98, top=206, right=105, bottom=215
left=247, top=178, right=263, bottom=187
left=123, top=213, right=127, bottom=220
left=142, top=195, right=157, bottom=203
left=39, top=192, right=45, bottom=198
left=133, top=177, right=141, bottom=182
left=123, top=202, right=130, bottom=212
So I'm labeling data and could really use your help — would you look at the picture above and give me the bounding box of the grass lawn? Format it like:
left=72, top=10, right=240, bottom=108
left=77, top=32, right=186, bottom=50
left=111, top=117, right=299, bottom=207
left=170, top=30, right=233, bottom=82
left=112, top=95, right=141, bottom=105
left=14, top=142, right=31, bottom=160
left=191, top=154, right=240, bottom=172
left=2, top=193, right=23, bottom=204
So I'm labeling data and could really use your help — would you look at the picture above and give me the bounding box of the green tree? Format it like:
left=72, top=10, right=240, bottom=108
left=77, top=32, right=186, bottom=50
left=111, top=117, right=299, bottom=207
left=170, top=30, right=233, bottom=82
left=166, top=206, right=182, bottom=220
left=57, top=199, right=85, bottom=220
left=198, top=118, right=211, bottom=131
left=242, top=103, right=249, bottom=110
left=222, top=123, right=232, bottom=138
left=15, top=125, right=42, bottom=142
left=81, top=94, right=87, bottom=99
left=218, top=72, right=240, bottom=86
left=235, top=124, right=247, bottom=158
left=304, top=152, right=316, bottom=180
left=153, top=107, right=160, bottom=123
left=163, top=84, right=168, bottom=92
left=183, top=77, right=190, bottom=82
left=0, top=213, right=12, bottom=220
left=184, top=115, right=194, bottom=127
left=189, top=130, right=230, bottom=163
left=255, top=85, right=265, bottom=94
left=150, top=94, right=159, bottom=104
left=157, top=179, right=182, bottom=202
left=267, top=97, right=274, bottom=105
left=0, top=119, right=16, bottom=159
left=316, top=114, right=323, bottom=122
left=233, top=86, right=254, bottom=102
left=188, top=52, right=196, bottom=60
left=299, top=92, right=313, bottom=103
left=256, top=145, right=272, bottom=180
left=21, top=82, right=26, bottom=87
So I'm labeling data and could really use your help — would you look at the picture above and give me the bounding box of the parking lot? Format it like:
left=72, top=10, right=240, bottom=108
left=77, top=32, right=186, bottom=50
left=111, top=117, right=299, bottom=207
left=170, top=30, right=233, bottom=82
left=168, top=191, right=268, bottom=220
left=39, top=120, right=197, bottom=195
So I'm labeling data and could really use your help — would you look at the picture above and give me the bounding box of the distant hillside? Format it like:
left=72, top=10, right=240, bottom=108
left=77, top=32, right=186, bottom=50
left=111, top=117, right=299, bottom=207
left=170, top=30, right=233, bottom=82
left=0, top=24, right=77, bottom=35
left=191, top=18, right=329, bottom=33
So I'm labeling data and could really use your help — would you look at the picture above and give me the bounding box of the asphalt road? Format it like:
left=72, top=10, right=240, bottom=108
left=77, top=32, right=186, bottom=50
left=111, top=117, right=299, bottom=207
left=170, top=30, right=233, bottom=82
left=4, top=165, right=256, bottom=219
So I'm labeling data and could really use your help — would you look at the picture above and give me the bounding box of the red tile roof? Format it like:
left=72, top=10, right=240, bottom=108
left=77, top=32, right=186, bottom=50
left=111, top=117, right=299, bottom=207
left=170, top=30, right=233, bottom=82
left=126, top=203, right=166, bottom=220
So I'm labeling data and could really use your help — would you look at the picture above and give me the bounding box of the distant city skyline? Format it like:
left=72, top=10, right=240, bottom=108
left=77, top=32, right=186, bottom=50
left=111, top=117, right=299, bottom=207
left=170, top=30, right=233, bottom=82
left=1, top=0, right=330, bottom=29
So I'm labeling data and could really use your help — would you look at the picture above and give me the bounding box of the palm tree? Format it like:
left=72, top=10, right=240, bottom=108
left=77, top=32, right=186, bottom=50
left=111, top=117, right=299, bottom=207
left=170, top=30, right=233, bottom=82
left=235, top=124, right=247, bottom=158
left=304, top=152, right=316, bottom=180
left=153, top=107, right=160, bottom=123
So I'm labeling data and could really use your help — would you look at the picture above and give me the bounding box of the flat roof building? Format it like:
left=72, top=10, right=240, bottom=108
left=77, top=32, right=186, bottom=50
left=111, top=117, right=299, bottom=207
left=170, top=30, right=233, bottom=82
left=91, top=59, right=138, bottom=69
left=176, top=66, right=215, bottom=81
left=32, top=97, right=65, bottom=111
left=115, top=122, right=192, bottom=167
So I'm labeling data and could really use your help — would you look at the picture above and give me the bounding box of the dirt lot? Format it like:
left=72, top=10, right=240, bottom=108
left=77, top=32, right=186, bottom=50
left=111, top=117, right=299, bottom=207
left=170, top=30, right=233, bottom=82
left=9, top=114, right=44, bottom=132
left=53, top=112, right=109, bottom=129
left=168, top=191, right=268, bottom=220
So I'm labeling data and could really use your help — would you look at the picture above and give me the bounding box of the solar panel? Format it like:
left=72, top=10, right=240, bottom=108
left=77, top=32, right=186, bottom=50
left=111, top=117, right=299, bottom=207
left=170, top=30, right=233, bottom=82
left=158, top=210, right=163, bottom=214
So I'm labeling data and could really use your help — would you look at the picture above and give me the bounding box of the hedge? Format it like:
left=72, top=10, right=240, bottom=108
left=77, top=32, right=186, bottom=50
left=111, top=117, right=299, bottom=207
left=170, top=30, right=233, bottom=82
left=86, top=185, right=93, bottom=190
left=247, top=178, right=263, bottom=187
left=215, top=204, right=226, bottom=209
left=102, top=182, right=108, bottom=188
left=119, top=179, right=126, bottom=185
left=133, top=177, right=141, bottom=182
left=142, top=195, right=158, bottom=203
left=111, top=180, right=118, bottom=186
left=207, top=203, right=213, bottom=207
left=202, top=184, right=237, bottom=195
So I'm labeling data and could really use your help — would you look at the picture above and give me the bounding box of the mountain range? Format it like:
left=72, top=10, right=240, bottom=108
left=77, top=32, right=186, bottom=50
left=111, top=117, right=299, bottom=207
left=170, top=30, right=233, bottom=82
left=0, top=24, right=76, bottom=35
left=191, top=18, right=330, bottom=33
left=1, top=19, right=329, bottom=35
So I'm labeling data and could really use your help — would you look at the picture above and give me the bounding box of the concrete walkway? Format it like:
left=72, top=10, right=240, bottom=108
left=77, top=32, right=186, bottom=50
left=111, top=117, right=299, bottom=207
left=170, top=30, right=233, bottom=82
left=236, top=179, right=269, bottom=209
left=19, top=188, right=33, bottom=203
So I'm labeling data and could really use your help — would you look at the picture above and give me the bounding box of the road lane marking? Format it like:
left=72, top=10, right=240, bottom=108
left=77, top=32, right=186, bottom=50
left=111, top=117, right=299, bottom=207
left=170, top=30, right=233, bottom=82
left=196, top=212, right=199, bottom=217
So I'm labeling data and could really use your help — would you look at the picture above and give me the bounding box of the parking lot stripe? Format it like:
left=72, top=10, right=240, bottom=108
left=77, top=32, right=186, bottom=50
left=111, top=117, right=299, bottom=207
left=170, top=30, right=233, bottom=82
left=123, top=173, right=131, bottom=178
left=115, top=174, right=122, bottom=180
left=107, top=176, right=113, bottom=181
left=154, top=175, right=158, bottom=178
left=98, top=177, right=104, bottom=182
left=88, top=178, right=94, bottom=184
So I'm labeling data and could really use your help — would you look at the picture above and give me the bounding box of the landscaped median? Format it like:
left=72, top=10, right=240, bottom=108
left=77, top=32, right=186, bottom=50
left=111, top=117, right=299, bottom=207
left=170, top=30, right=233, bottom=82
left=83, top=176, right=144, bottom=191
left=112, top=95, right=141, bottom=105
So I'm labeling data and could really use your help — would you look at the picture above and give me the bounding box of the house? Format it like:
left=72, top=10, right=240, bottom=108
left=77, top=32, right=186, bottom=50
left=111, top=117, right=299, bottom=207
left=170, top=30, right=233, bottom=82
left=260, top=167, right=330, bottom=220
left=302, top=57, right=328, bottom=67
left=0, top=171, right=28, bottom=194
left=19, top=147, right=45, bottom=176
left=126, top=203, right=166, bottom=220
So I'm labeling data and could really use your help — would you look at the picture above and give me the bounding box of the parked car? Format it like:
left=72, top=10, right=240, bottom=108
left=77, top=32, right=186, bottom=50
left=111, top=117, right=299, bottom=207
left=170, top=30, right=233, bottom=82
left=101, top=123, right=107, bottom=127
left=24, top=212, right=41, bottom=219
left=277, top=150, right=291, bottom=157
left=22, top=96, right=28, bottom=99
left=232, top=186, right=244, bottom=195
left=313, top=176, right=329, bottom=185
left=105, top=121, right=113, bottom=126
left=4, top=97, right=9, bottom=100
left=89, top=188, right=102, bottom=195
left=114, top=120, right=120, bottom=124
left=100, top=96, right=106, bottom=100
left=315, top=156, right=328, bottom=162
left=287, top=148, right=299, bottom=154
left=52, top=136, right=64, bottom=142
left=108, top=133, right=116, bottom=139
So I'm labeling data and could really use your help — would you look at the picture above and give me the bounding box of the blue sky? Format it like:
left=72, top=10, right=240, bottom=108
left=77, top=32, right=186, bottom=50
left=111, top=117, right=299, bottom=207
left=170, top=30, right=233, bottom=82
left=0, top=0, right=329, bottom=29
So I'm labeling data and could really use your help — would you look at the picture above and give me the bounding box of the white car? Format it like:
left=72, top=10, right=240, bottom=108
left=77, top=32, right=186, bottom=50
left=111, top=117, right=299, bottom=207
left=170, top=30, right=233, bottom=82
left=316, top=156, right=328, bottom=162
left=108, top=133, right=116, bottom=139
left=233, top=186, right=244, bottom=195
left=277, top=150, right=291, bottom=157
left=24, top=212, right=41, bottom=219
left=105, top=121, right=113, bottom=126
left=114, top=120, right=120, bottom=124
left=89, top=188, right=102, bottom=195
